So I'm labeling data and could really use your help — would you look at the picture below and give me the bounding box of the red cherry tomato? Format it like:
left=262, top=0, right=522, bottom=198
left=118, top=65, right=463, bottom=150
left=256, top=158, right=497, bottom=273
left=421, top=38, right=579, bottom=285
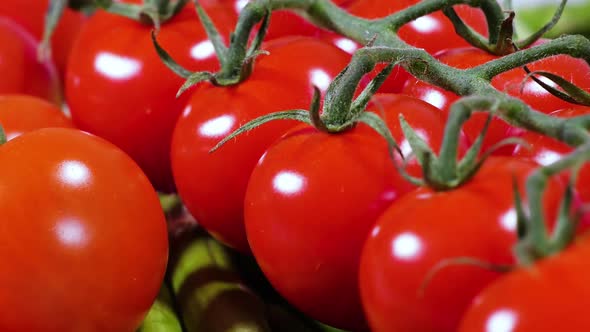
left=242, top=94, right=457, bottom=330
left=223, top=0, right=350, bottom=40
left=0, top=0, right=87, bottom=79
left=0, top=94, right=73, bottom=140
left=171, top=37, right=351, bottom=253
left=0, top=18, right=60, bottom=103
left=459, top=236, right=590, bottom=332
left=360, top=157, right=569, bottom=332
left=0, top=128, right=168, bottom=332
left=244, top=126, right=404, bottom=331
left=403, top=46, right=590, bottom=152
left=65, top=4, right=236, bottom=192
left=512, top=106, right=590, bottom=202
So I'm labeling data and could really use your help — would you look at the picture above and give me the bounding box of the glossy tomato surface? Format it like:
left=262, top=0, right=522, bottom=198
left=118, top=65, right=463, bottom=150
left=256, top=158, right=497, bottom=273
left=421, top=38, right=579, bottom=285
left=66, top=3, right=236, bottom=192
left=243, top=113, right=422, bottom=330
left=224, top=0, right=351, bottom=40
left=459, top=236, right=590, bottom=332
left=0, top=94, right=73, bottom=141
left=403, top=45, right=590, bottom=151
left=360, top=157, right=569, bottom=332
left=513, top=106, right=590, bottom=202
left=0, top=0, right=87, bottom=78
left=172, top=36, right=351, bottom=253
left=0, top=18, right=60, bottom=103
left=0, top=128, right=168, bottom=332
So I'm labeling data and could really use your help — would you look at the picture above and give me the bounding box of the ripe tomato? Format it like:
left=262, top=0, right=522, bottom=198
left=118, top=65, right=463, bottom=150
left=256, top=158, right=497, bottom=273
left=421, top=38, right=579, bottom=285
left=224, top=0, right=350, bottom=40
left=0, top=0, right=87, bottom=79
left=0, top=128, right=168, bottom=332
left=242, top=93, right=457, bottom=330
left=171, top=36, right=351, bottom=253
left=65, top=3, right=236, bottom=192
left=0, top=94, right=73, bottom=141
left=322, top=0, right=488, bottom=93
left=458, top=236, right=590, bottom=332
left=359, top=157, right=570, bottom=332
left=512, top=106, right=590, bottom=202
left=244, top=126, right=405, bottom=331
left=0, top=18, right=60, bottom=103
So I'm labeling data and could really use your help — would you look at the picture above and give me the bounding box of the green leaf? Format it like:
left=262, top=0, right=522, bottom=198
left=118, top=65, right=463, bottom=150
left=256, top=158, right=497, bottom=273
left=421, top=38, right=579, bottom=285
left=151, top=30, right=193, bottom=79
left=399, top=114, right=435, bottom=168
left=522, top=69, right=590, bottom=106
left=177, top=71, right=214, bottom=97
left=210, top=110, right=311, bottom=153
left=193, top=0, right=228, bottom=62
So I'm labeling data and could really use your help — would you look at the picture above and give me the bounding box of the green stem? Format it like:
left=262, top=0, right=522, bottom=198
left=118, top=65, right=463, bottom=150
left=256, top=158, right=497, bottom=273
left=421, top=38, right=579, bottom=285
left=471, top=34, right=590, bottom=80
left=98, top=1, right=144, bottom=21
left=39, top=0, right=68, bottom=62
left=521, top=141, right=590, bottom=261
left=216, top=0, right=270, bottom=79
left=436, top=100, right=473, bottom=181
left=443, top=7, right=493, bottom=53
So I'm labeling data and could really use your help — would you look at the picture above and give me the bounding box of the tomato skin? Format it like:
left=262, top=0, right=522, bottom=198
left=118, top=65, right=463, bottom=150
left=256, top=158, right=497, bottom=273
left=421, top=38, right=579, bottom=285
left=222, top=0, right=350, bottom=40
left=0, top=128, right=168, bottom=332
left=242, top=93, right=454, bottom=330
left=403, top=46, right=590, bottom=152
left=512, top=106, right=590, bottom=202
left=0, top=94, right=73, bottom=140
left=359, top=157, right=568, bottom=332
left=0, top=0, right=86, bottom=79
left=344, top=0, right=488, bottom=54
left=244, top=126, right=403, bottom=330
left=458, top=237, right=590, bottom=332
left=171, top=37, right=351, bottom=253
left=65, top=4, right=236, bottom=192
left=0, top=18, right=60, bottom=103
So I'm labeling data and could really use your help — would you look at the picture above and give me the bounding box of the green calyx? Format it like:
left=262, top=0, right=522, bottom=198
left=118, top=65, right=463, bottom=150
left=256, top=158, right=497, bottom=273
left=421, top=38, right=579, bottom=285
left=153, top=0, right=272, bottom=95
left=210, top=63, right=402, bottom=156
left=521, top=69, right=590, bottom=107
left=443, top=0, right=568, bottom=56
left=513, top=143, right=590, bottom=265
left=399, top=96, right=503, bottom=190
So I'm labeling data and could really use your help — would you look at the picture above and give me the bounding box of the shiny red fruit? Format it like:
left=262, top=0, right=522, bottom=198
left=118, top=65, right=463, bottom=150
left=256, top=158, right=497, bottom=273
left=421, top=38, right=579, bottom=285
left=0, top=94, right=73, bottom=141
left=65, top=3, right=236, bottom=192
left=172, top=37, right=351, bottom=253
left=360, top=157, right=570, bottom=332
left=0, top=128, right=168, bottom=332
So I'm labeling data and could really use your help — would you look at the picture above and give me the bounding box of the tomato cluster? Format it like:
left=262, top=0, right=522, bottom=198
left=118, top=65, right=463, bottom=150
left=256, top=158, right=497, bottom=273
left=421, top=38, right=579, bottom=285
left=1, top=0, right=590, bottom=331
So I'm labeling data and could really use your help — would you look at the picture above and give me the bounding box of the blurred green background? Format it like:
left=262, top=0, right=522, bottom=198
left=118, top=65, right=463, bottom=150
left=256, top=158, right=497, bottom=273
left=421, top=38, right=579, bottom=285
left=513, top=0, right=590, bottom=38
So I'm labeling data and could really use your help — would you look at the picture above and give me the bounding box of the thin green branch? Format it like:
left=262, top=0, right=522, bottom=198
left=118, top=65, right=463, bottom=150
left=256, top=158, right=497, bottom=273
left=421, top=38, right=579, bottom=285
left=470, top=35, right=590, bottom=80
left=520, top=141, right=590, bottom=259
